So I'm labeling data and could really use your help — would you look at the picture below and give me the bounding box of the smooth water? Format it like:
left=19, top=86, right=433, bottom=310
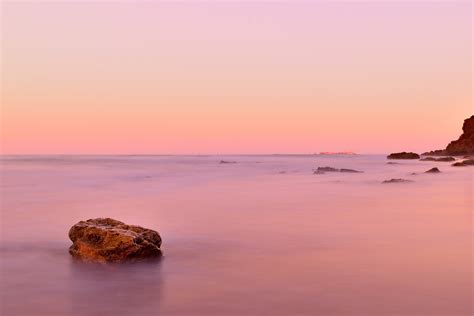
left=0, top=155, right=472, bottom=315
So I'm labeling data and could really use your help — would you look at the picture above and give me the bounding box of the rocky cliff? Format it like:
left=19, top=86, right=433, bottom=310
left=445, top=115, right=474, bottom=155
left=423, top=115, right=474, bottom=156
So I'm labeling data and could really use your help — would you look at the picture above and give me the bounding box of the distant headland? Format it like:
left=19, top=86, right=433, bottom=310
left=423, top=115, right=474, bottom=156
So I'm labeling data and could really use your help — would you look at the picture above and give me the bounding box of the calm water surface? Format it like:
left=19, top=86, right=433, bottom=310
left=0, top=155, right=472, bottom=315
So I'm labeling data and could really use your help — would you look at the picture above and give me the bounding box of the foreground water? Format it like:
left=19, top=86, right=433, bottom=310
left=0, top=155, right=472, bottom=315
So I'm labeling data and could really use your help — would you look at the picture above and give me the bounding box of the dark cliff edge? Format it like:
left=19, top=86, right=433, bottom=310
left=423, top=115, right=474, bottom=156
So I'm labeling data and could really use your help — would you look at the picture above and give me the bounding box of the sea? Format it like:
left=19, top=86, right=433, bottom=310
left=0, top=154, right=472, bottom=315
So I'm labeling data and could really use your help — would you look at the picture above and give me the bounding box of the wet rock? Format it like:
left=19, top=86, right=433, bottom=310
left=452, top=159, right=474, bottom=167
left=386, top=162, right=398, bottom=165
left=420, top=156, right=455, bottom=162
left=387, top=152, right=420, bottom=159
left=425, top=167, right=441, bottom=173
left=69, top=218, right=162, bottom=263
left=382, top=178, right=414, bottom=184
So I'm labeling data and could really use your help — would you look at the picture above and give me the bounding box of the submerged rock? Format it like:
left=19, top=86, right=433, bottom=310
left=425, top=167, right=441, bottom=173
left=387, top=152, right=420, bottom=159
left=420, top=156, right=455, bottom=162
left=382, top=178, right=414, bottom=184
left=452, top=159, right=474, bottom=167
left=69, top=218, right=162, bottom=263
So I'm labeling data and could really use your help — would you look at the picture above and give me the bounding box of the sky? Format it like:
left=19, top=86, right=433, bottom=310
left=1, top=0, right=472, bottom=154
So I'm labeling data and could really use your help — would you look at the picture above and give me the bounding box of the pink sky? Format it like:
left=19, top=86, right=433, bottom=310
left=1, top=1, right=472, bottom=154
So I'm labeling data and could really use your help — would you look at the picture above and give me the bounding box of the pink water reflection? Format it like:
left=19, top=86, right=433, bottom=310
left=1, top=155, right=472, bottom=315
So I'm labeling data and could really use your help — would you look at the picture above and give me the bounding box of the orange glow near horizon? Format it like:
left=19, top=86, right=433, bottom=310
left=1, top=1, right=472, bottom=154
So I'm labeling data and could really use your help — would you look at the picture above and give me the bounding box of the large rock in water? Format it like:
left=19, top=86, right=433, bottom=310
left=387, top=152, right=420, bottom=159
left=446, top=115, right=474, bottom=155
left=69, top=218, right=162, bottom=263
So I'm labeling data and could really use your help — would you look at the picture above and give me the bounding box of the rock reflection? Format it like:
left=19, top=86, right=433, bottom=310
left=68, top=255, right=164, bottom=316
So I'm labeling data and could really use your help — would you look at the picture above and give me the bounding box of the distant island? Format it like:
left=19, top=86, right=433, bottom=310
left=317, top=152, right=357, bottom=156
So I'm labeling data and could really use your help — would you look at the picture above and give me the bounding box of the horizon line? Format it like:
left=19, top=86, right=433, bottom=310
left=0, top=152, right=396, bottom=157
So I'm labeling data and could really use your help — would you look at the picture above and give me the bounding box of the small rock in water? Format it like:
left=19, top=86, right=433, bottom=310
left=464, top=159, right=474, bottom=165
left=437, top=157, right=456, bottom=162
left=382, top=178, right=414, bottom=184
left=462, top=159, right=474, bottom=166
left=420, top=157, right=436, bottom=161
left=420, top=156, right=455, bottom=162
left=314, top=167, right=363, bottom=174
left=452, top=159, right=474, bottom=167
left=219, top=160, right=237, bottom=164
left=69, top=218, right=162, bottom=263
left=425, top=167, right=441, bottom=173
left=422, top=149, right=448, bottom=156
left=386, top=162, right=398, bottom=165
left=316, top=166, right=339, bottom=172
left=340, top=168, right=363, bottom=173
left=387, top=152, right=420, bottom=159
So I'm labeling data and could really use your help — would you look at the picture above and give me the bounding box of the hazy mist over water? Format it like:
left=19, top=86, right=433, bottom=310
left=0, top=155, right=472, bottom=315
